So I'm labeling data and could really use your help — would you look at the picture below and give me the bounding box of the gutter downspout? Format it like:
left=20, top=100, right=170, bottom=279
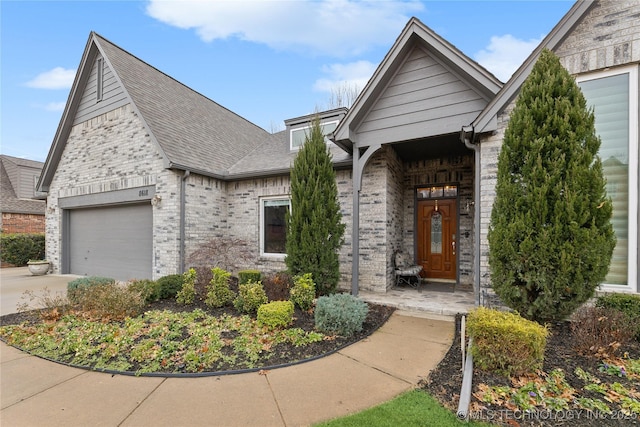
left=179, top=170, right=190, bottom=274
left=461, top=126, right=481, bottom=306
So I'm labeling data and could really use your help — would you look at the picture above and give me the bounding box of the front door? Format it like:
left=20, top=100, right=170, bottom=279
left=417, top=199, right=457, bottom=280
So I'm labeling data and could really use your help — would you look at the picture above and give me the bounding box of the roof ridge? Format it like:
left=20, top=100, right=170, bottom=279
left=92, top=32, right=268, bottom=134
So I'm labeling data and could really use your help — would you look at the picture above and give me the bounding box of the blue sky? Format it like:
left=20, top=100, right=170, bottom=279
left=1, top=0, right=574, bottom=162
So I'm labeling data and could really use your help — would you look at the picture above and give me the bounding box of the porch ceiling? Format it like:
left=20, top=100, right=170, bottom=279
left=391, top=132, right=471, bottom=161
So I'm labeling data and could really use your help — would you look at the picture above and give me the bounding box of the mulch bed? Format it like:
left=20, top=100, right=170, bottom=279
left=0, top=297, right=396, bottom=375
left=421, top=314, right=640, bottom=426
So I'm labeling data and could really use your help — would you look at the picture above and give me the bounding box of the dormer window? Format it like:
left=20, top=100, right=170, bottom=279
left=285, top=108, right=347, bottom=151
left=96, top=58, right=104, bottom=102
left=290, top=120, right=338, bottom=150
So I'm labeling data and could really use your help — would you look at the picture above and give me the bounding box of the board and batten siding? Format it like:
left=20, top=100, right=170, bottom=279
left=73, top=54, right=128, bottom=125
left=356, top=47, right=487, bottom=146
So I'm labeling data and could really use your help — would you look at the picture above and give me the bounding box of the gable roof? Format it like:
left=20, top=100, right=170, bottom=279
left=39, top=32, right=273, bottom=191
left=333, top=17, right=502, bottom=152
left=471, top=0, right=596, bottom=135
left=0, top=155, right=45, bottom=215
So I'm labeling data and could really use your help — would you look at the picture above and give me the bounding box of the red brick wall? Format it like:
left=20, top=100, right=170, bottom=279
left=1, top=213, right=45, bottom=234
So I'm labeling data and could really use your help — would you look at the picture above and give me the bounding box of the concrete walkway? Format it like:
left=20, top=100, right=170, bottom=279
left=0, top=268, right=455, bottom=427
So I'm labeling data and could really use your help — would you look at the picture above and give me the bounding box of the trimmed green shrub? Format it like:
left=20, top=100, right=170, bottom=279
left=257, top=300, right=295, bottom=329
left=238, top=269, right=261, bottom=285
left=67, top=276, right=115, bottom=303
left=0, top=233, right=45, bottom=266
left=488, top=49, right=615, bottom=323
left=285, top=118, right=346, bottom=296
left=128, top=279, right=161, bottom=303
left=156, top=274, right=184, bottom=299
left=314, top=293, right=369, bottom=337
left=467, top=307, right=549, bottom=376
left=205, top=267, right=235, bottom=308
left=233, top=280, right=268, bottom=314
left=176, top=268, right=197, bottom=304
left=596, top=293, right=640, bottom=341
left=290, top=273, right=315, bottom=311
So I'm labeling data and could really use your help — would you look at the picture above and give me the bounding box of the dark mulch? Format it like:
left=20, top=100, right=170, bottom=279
left=0, top=296, right=395, bottom=375
left=421, top=315, right=640, bottom=426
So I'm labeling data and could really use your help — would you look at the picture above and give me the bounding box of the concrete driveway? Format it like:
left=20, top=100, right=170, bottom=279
left=0, top=267, right=79, bottom=316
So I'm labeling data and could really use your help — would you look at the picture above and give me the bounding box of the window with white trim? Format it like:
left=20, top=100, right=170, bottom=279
left=290, top=120, right=338, bottom=150
left=260, top=197, right=291, bottom=256
left=577, top=65, right=638, bottom=290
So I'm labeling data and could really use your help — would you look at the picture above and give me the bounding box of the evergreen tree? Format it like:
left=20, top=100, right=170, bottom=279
left=286, top=118, right=345, bottom=295
left=488, top=49, right=616, bottom=323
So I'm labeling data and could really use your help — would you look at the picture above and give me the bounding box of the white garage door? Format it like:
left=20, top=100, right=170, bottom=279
left=69, top=203, right=152, bottom=281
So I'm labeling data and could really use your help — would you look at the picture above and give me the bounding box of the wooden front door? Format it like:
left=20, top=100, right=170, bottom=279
left=417, top=199, right=457, bottom=280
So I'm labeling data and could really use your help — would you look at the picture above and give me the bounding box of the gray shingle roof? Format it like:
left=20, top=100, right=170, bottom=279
left=95, top=34, right=274, bottom=177
left=227, top=130, right=352, bottom=179
left=0, top=156, right=45, bottom=215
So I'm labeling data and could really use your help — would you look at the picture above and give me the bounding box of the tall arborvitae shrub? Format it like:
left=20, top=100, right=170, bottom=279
left=488, top=49, right=616, bottom=323
left=286, top=118, right=346, bottom=295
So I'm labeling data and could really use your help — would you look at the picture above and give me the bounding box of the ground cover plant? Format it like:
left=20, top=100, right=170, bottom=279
left=0, top=273, right=393, bottom=376
left=422, top=309, right=640, bottom=427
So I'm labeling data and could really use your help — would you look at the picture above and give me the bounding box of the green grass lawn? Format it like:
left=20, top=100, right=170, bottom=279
left=315, top=389, right=494, bottom=427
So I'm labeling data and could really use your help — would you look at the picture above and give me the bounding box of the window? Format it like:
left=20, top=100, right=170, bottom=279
left=577, top=65, right=638, bottom=290
left=260, top=197, right=291, bottom=256
left=290, top=120, right=338, bottom=150
left=417, top=185, right=457, bottom=199
left=96, top=58, right=104, bottom=102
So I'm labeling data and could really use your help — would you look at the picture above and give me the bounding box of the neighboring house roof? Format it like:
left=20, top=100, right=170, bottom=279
left=39, top=32, right=278, bottom=191
left=0, top=155, right=46, bottom=215
left=471, top=0, right=596, bottom=135
left=333, top=17, right=502, bottom=152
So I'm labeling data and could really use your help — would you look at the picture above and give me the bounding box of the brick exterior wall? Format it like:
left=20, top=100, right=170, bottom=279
left=1, top=213, right=45, bottom=234
left=45, top=104, right=181, bottom=278
left=222, top=170, right=353, bottom=287
left=477, top=0, right=640, bottom=298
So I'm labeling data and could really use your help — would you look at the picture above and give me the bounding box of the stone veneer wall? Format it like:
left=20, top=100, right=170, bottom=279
left=477, top=0, right=640, bottom=297
left=403, top=154, right=475, bottom=287
left=45, top=104, right=180, bottom=278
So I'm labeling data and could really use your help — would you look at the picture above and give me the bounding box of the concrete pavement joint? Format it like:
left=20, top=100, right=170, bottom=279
left=116, top=377, right=167, bottom=427
left=336, top=351, right=414, bottom=387
left=0, top=364, right=88, bottom=410
left=264, top=373, right=288, bottom=427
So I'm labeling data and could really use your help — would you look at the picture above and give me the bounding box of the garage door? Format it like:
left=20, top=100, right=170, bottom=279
left=69, top=203, right=152, bottom=281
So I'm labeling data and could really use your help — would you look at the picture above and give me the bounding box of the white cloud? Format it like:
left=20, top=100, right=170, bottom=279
left=26, top=67, right=76, bottom=89
left=44, top=102, right=67, bottom=112
left=313, top=60, right=376, bottom=93
left=146, top=0, right=424, bottom=57
left=474, top=34, right=542, bottom=82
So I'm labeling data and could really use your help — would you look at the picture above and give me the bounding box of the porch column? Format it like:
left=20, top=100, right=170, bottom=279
left=351, top=142, right=382, bottom=296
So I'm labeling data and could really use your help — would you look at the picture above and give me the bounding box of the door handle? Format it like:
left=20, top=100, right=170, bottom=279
left=452, top=240, right=456, bottom=255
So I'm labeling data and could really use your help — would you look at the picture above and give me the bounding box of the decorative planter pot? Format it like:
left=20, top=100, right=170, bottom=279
left=27, top=261, right=50, bottom=276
